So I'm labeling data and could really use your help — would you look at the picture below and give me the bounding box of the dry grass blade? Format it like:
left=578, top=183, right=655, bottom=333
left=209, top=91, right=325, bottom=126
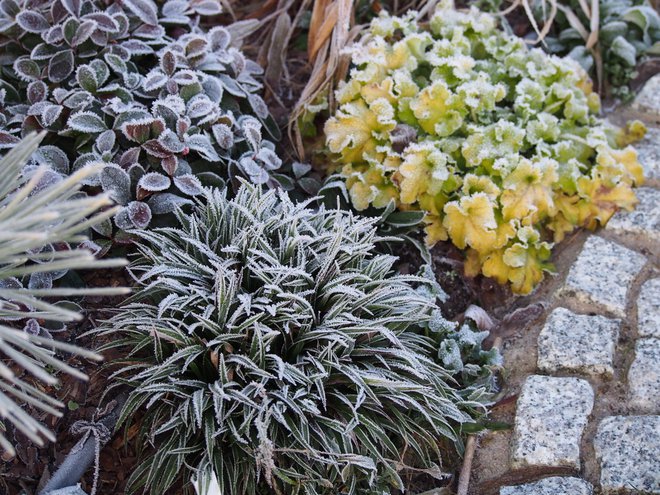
left=308, top=0, right=336, bottom=63
left=557, top=3, right=589, bottom=40
left=520, top=0, right=557, bottom=45
left=586, top=0, right=599, bottom=50
left=265, top=12, right=293, bottom=91
left=288, top=0, right=356, bottom=159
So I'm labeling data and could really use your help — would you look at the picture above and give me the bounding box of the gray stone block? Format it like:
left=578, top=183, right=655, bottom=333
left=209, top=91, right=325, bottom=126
left=559, top=236, right=646, bottom=317
left=635, top=127, right=660, bottom=187
left=638, top=278, right=660, bottom=338
left=632, top=74, right=660, bottom=116
left=500, top=477, right=593, bottom=495
left=594, top=416, right=660, bottom=494
left=607, top=187, right=660, bottom=253
left=629, top=338, right=660, bottom=413
left=538, top=307, right=620, bottom=377
left=511, top=375, right=594, bottom=469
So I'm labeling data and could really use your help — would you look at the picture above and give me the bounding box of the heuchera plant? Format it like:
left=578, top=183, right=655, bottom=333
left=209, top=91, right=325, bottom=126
left=0, top=0, right=282, bottom=233
left=101, top=184, right=499, bottom=495
left=323, top=2, right=645, bottom=294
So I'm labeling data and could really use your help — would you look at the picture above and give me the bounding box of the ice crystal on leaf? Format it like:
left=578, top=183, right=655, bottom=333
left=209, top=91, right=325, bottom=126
left=324, top=1, right=646, bottom=294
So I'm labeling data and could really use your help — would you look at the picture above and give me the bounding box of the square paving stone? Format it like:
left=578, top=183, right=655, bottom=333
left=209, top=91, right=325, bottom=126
left=559, top=236, right=646, bottom=317
left=635, top=127, right=660, bottom=187
left=511, top=375, right=594, bottom=469
left=594, top=416, right=660, bottom=494
left=606, top=187, right=660, bottom=254
left=628, top=338, right=660, bottom=413
left=638, top=278, right=660, bottom=338
left=500, top=477, right=593, bottom=495
left=537, top=307, right=620, bottom=377
left=632, top=74, right=660, bottom=116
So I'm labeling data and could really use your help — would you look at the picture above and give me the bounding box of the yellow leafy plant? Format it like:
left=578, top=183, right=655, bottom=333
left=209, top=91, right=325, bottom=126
left=322, top=2, right=645, bottom=294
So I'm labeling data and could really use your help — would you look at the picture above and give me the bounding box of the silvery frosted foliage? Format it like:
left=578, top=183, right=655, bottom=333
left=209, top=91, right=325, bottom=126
left=100, top=184, right=497, bottom=495
left=0, top=0, right=282, bottom=232
left=0, top=133, right=127, bottom=455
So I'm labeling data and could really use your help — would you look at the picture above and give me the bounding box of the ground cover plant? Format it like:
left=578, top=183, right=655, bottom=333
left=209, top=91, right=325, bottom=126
left=488, top=0, right=660, bottom=99
left=0, top=132, right=127, bottom=456
left=99, top=184, right=499, bottom=495
left=323, top=2, right=645, bottom=294
left=0, top=0, right=283, bottom=235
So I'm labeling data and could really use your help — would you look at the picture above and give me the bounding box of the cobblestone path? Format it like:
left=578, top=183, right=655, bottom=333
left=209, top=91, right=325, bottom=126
left=469, top=75, right=660, bottom=495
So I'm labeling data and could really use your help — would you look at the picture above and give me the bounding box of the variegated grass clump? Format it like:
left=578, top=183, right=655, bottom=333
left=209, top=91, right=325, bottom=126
left=0, top=0, right=283, bottom=233
left=323, top=2, right=645, bottom=294
left=0, top=133, right=127, bottom=455
left=101, top=184, right=497, bottom=495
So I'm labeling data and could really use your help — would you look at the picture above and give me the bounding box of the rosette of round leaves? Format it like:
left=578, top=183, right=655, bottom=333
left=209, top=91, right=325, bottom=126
left=323, top=2, right=645, bottom=294
left=0, top=0, right=283, bottom=232
left=99, top=184, right=496, bottom=495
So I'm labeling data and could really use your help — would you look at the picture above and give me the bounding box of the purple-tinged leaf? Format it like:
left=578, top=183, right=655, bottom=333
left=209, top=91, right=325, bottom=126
left=143, top=70, right=168, bottom=92
left=190, top=0, right=222, bottom=16
left=209, top=26, right=231, bottom=51
left=121, top=39, right=153, bottom=56
left=187, top=95, right=215, bottom=119
left=61, top=0, right=81, bottom=17
left=161, top=50, right=177, bottom=76
left=147, top=192, right=193, bottom=214
left=138, top=172, right=171, bottom=192
left=44, top=25, right=64, bottom=44
left=48, top=49, right=74, bottom=83
left=122, top=0, right=158, bottom=26
left=174, top=174, right=203, bottom=196
left=212, top=123, right=233, bottom=149
left=121, top=117, right=155, bottom=144
left=172, top=70, right=199, bottom=86
left=27, top=81, right=48, bottom=104
left=185, top=37, right=208, bottom=59
left=41, top=103, right=63, bottom=127
left=133, top=23, right=164, bottom=39
left=23, top=318, right=41, bottom=335
left=72, top=19, right=96, bottom=46
left=16, top=10, right=49, bottom=33
left=158, top=129, right=186, bottom=153
left=120, top=147, right=141, bottom=167
left=161, top=155, right=178, bottom=175
left=142, top=139, right=171, bottom=158
left=126, top=201, right=152, bottom=228
left=186, top=133, right=220, bottom=161
left=113, top=207, right=133, bottom=230
left=82, top=13, right=119, bottom=32
left=101, top=164, right=132, bottom=205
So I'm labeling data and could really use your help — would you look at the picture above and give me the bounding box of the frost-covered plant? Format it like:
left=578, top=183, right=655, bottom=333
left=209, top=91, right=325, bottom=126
left=100, top=184, right=498, bottom=495
left=323, top=2, right=645, bottom=294
left=0, top=0, right=282, bottom=232
left=0, top=133, right=127, bottom=455
left=511, top=0, right=660, bottom=100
